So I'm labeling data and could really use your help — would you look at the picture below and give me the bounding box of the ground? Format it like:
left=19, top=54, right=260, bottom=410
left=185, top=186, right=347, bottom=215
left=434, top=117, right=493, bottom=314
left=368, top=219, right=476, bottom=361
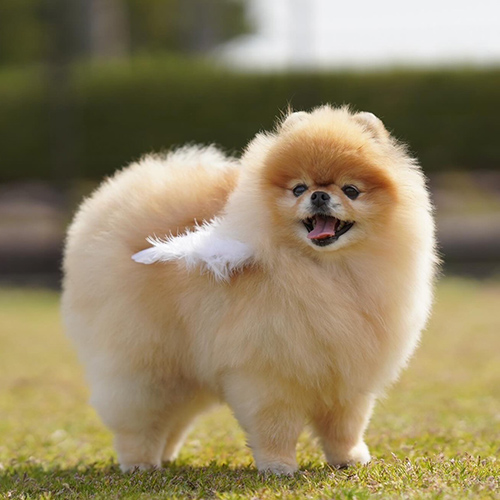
left=0, top=278, right=499, bottom=499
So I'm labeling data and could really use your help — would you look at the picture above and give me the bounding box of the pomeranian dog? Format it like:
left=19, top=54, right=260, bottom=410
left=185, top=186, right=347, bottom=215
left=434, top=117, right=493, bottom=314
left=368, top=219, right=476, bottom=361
left=62, top=106, right=437, bottom=474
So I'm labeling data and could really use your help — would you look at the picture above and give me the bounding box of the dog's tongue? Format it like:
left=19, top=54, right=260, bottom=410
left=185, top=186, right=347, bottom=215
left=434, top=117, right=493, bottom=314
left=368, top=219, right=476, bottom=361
left=307, top=215, right=337, bottom=240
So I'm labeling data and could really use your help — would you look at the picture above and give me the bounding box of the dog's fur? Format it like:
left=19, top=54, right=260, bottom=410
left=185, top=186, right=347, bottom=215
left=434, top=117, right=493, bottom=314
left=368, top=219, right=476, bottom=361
left=62, top=106, right=437, bottom=474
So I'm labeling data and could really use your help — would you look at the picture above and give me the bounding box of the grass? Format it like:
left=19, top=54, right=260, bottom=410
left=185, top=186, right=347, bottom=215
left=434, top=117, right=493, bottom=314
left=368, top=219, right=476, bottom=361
left=0, top=278, right=499, bottom=499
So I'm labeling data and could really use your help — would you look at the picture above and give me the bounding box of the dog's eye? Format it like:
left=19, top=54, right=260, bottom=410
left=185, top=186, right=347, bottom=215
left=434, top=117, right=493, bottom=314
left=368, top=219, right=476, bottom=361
left=342, top=185, right=360, bottom=200
left=292, top=184, right=308, bottom=197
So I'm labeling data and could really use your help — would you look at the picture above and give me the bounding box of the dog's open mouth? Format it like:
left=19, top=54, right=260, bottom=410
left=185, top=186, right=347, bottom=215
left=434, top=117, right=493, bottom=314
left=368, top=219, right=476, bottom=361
left=303, top=215, right=354, bottom=246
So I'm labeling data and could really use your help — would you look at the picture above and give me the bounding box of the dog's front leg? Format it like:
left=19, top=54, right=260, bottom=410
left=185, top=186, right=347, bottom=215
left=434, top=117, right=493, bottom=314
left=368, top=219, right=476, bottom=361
left=223, top=371, right=305, bottom=475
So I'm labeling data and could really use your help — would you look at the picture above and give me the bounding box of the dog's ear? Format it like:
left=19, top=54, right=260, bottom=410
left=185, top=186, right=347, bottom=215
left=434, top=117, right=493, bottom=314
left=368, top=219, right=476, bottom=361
left=280, top=111, right=309, bottom=131
left=353, top=112, right=390, bottom=140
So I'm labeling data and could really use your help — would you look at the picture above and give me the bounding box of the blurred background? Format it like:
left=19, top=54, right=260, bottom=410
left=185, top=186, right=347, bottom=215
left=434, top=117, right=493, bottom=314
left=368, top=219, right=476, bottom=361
left=0, top=0, right=499, bottom=286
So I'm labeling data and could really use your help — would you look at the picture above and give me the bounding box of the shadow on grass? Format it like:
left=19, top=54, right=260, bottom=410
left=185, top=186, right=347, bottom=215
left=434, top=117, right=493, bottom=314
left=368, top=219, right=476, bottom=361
left=0, top=461, right=342, bottom=498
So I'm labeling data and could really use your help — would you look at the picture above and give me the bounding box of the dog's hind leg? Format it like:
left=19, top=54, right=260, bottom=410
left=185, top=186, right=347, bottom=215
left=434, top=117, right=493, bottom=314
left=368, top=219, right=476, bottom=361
left=90, top=373, right=175, bottom=472
left=161, top=391, right=217, bottom=463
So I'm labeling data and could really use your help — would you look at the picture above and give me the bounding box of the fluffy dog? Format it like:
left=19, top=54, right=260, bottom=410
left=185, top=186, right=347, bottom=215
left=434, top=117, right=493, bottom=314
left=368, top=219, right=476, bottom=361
left=62, top=106, right=437, bottom=474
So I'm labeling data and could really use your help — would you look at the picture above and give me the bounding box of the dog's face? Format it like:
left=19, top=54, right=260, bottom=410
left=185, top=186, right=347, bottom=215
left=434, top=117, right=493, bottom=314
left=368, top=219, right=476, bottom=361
left=259, top=108, right=399, bottom=254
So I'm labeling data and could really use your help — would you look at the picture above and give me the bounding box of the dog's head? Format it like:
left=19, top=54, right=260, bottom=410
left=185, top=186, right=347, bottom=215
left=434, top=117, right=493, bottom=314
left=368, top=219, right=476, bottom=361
left=242, top=106, right=400, bottom=255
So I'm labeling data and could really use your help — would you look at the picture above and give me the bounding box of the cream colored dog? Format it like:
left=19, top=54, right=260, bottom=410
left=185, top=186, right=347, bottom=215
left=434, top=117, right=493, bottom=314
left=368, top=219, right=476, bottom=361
left=62, top=106, right=437, bottom=474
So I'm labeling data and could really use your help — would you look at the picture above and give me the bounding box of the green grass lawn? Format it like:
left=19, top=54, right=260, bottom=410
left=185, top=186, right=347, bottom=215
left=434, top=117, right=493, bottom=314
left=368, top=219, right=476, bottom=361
left=0, top=278, right=499, bottom=499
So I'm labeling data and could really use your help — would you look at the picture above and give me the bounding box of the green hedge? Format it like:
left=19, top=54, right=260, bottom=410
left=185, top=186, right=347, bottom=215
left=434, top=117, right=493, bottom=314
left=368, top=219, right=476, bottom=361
left=1, top=57, right=499, bottom=181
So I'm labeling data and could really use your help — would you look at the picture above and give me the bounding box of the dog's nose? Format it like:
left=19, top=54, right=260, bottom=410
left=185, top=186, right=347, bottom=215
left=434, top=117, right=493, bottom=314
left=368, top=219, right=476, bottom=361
left=311, top=191, right=330, bottom=208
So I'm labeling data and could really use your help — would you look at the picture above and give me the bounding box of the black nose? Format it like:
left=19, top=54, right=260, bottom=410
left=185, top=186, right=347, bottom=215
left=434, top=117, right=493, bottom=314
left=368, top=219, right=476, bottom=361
left=311, top=191, right=331, bottom=208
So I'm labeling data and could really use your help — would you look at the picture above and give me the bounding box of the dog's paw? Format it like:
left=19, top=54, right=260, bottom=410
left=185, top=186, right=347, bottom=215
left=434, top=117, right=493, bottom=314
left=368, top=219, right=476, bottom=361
left=326, top=441, right=371, bottom=468
left=120, top=462, right=159, bottom=473
left=257, top=460, right=298, bottom=476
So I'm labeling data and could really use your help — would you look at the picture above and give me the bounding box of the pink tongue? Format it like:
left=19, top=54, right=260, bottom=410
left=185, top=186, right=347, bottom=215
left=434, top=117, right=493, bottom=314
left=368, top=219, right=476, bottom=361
left=307, top=215, right=337, bottom=240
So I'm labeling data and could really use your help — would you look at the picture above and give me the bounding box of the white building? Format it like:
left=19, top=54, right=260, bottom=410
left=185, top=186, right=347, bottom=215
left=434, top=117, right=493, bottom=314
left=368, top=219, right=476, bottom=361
left=220, top=0, right=500, bottom=70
